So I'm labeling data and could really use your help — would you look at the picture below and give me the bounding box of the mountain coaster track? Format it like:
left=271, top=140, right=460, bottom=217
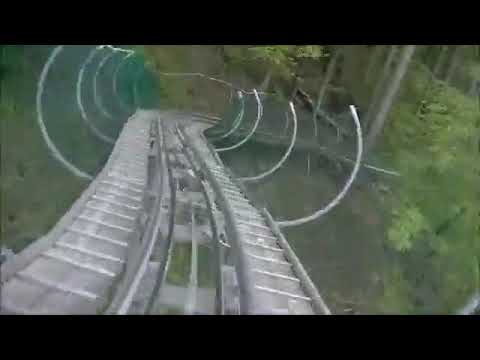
left=1, top=109, right=331, bottom=315
left=2, top=44, right=370, bottom=315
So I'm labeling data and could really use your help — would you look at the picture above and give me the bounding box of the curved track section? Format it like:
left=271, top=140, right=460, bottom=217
left=1, top=110, right=331, bottom=315
left=178, top=116, right=330, bottom=315
left=1, top=111, right=155, bottom=314
left=106, top=114, right=165, bottom=314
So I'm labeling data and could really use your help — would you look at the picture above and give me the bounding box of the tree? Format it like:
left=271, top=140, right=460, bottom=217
left=248, top=45, right=292, bottom=92
left=445, top=45, right=463, bottom=85
left=381, top=62, right=480, bottom=312
left=433, top=45, right=449, bottom=78
left=311, top=46, right=342, bottom=139
left=468, top=63, right=480, bottom=97
left=313, top=47, right=341, bottom=111
left=248, top=45, right=326, bottom=94
left=364, top=45, right=398, bottom=131
left=366, top=45, right=416, bottom=151
left=364, top=46, right=385, bottom=84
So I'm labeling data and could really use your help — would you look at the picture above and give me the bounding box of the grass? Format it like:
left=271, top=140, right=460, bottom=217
left=165, top=242, right=215, bottom=288
left=0, top=45, right=110, bottom=252
left=166, top=243, right=191, bottom=286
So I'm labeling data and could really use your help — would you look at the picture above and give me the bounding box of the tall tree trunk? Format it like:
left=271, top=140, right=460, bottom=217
left=364, top=46, right=397, bottom=131
left=315, top=50, right=340, bottom=108
left=260, top=68, right=273, bottom=92
left=415, top=46, right=446, bottom=118
left=445, top=45, right=463, bottom=85
left=289, top=75, right=300, bottom=100
left=433, top=45, right=448, bottom=78
left=313, top=49, right=341, bottom=138
left=366, top=45, right=416, bottom=151
left=365, top=46, right=384, bottom=84
left=288, top=45, right=303, bottom=100
left=469, top=77, right=479, bottom=98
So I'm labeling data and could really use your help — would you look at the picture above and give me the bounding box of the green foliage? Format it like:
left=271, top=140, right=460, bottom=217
left=247, top=46, right=296, bottom=78
left=247, top=45, right=326, bottom=78
left=1, top=45, right=28, bottom=77
left=166, top=244, right=191, bottom=286
left=379, top=61, right=480, bottom=312
left=387, top=205, right=429, bottom=252
left=0, top=95, right=16, bottom=117
left=248, top=46, right=293, bottom=66
left=378, top=266, right=415, bottom=314
left=468, top=62, right=480, bottom=80
left=431, top=247, right=479, bottom=311
left=295, top=45, right=327, bottom=59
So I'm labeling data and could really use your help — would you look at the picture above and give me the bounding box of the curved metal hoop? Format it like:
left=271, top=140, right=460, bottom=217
left=209, top=91, right=245, bottom=141
left=103, top=45, right=132, bottom=54
left=216, top=89, right=263, bottom=153
left=113, top=52, right=137, bottom=111
left=77, top=46, right=114, bottom=144
left=277, top=105, right=363, bottom=228
left=239, top=102, right=298, bottom=183
left=93, top=50, right=119, bottom=119
left=37, top=46, right=92, bottom=180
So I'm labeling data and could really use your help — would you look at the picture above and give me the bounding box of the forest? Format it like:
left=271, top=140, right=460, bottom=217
left=228, top=45, right=480, bottom=314
left=1, top=45, right=479, bottom=314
